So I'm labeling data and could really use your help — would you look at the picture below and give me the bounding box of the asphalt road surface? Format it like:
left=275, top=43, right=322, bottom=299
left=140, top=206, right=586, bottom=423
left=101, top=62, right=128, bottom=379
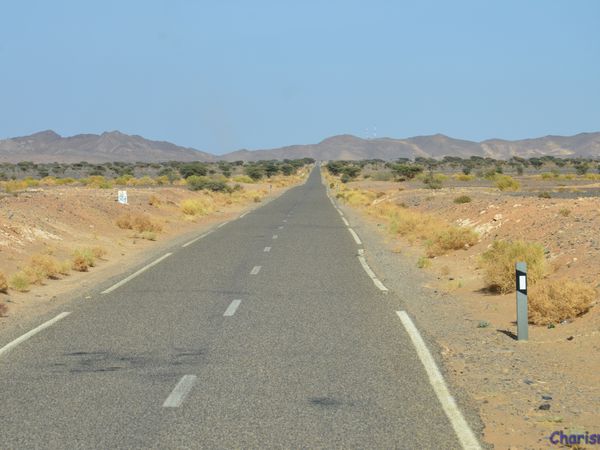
left=0, top=168, right=480, bottom=449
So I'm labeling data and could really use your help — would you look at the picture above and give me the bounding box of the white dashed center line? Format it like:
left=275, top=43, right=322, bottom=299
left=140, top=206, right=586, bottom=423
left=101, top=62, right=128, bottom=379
left=224, top=300, right=242, bottom=316
left=272, top=234, right=278, bottom=239
left=264, top=247, right=271, bottom=252
left=162, top=375, right=197, bottom=408
left=250, top=265, right=262, bottom=275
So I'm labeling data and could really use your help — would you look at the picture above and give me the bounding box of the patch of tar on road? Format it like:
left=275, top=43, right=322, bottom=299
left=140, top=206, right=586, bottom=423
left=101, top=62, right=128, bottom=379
left=50, top=348, right=207, bottom=374
left=309, top=396, right=344, bottom=408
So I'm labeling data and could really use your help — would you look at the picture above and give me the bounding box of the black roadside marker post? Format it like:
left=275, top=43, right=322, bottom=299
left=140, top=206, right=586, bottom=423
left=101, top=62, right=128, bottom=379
left=516, top=262, right=528, bottom=341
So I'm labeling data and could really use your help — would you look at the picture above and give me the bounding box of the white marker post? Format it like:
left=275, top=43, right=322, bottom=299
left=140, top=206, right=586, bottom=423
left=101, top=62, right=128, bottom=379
left=515, top=262, right=528, bottom=341
left=118, top=190, right=128, bottom=205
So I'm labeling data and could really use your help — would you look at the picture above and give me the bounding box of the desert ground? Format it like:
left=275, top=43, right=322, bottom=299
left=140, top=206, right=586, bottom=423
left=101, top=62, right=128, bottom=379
left=327, top=169, right=599, bottom=449
left=0, top=172, right=308, bottom=325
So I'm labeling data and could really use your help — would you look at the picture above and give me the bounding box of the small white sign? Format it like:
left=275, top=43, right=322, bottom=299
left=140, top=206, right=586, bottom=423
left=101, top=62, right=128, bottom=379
left=118, top=190, right=128, bottom=205
left=519, top=275, right=527, bottom=291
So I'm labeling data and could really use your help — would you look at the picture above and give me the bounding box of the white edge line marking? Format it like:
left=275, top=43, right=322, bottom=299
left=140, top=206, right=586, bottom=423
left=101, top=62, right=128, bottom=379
left=250, top=265, right=262, bottom=275
left=102, top=253, right=172, bottom=294
left=162, top=375, right=198, bottom=408
left=223, top=299, right=242, bottom=316
left=264, top=246, right=271, bottom=252
left=337, top=209, right=344, bottom=217
left=272, top=234, right=278, bottom=239
left=342, top=217, right=350, bottom=227
left=357, top=256, right=388, bottom=292
left=182, top=232, right=209, bottom=248
left=0, top=312, right=71, bottom=357
left=217, top=221, right=228, bottom=228
left=358, top=255, right=377, bottom=278
left=278, top=225, right=284, bottom=229
left=396, top=311, right=481, bottom=450
left=240, top=211, right=249, bottom=218
left=348, top=228, right=362, bottom=245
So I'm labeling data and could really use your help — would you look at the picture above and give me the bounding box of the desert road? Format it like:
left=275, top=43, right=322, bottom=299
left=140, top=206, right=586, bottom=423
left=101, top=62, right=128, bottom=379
left=0, top=168, right=480, bottom=449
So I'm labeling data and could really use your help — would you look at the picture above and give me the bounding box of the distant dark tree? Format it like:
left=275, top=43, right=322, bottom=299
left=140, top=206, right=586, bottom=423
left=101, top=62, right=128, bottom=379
left=528, top=158, right=544, bottom=170
left=280, top=164, right=295, bottom=176
left=575, top=162, right=590, bottom=175
left=262, top=162, right=280, bottom=178
left=341, top=165, right=361, bottom=180
left=180, top=162, right=208, bottom=178
left=389, top=163, right=423, bottom=181
left=244, top=165, right=264, bottom=181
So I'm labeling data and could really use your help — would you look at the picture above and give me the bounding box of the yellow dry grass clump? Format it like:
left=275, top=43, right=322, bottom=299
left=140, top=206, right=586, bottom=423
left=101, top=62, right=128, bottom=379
left=180, top=198, right=214, bottom=216
left=116, top=213, right=162, bottom=233
left=529, top=279, right=596, bottom=325
left=9, top=272, right=31, bottom=292
left=71, top=247, right=104, bottom=272
left=494, top=174, right=520, bottom=191
left=480, top=240, right=546, bottom=294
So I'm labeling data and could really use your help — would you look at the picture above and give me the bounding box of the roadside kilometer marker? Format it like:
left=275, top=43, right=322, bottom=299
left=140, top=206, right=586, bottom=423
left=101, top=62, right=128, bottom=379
left=223, top=300, right=242, bottom=316
left=250, top=266, right=262, bottom=275
left=396, top=311, right=481, bottom=450
left=162, top=375, right=197, bottom=408
left=102, top=253, right=172, bottom=294
left=0, top=312, right=71, bottom=358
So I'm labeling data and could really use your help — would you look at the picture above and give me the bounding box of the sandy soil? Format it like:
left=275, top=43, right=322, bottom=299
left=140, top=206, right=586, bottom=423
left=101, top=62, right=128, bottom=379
left=0, top=178, right=302, bottom=328
left=336, top=176, right=600, bottom=449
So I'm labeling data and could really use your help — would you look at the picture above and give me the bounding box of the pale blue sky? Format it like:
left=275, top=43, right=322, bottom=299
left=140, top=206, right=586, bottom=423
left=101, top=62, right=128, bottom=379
left=1, top=0, right=599, bottom=154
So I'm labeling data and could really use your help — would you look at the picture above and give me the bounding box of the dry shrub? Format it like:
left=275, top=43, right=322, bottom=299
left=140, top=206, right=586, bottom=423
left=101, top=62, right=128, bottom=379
left=9, top=272, right=31, bottom=292
left=480, top=240, right=546, bottom=294
left=495, top=174, right=520, bottom=191
left=58, top=260, right=72, bottom=275
left=529, top=280, right=596, bottom=325
left=558, top=208, right=571, bottom=217
left=72, top=248, right=96, bottom=272
left=29, top=255, right=61, bottom=280
left=91, top=246, right=107, bottom=259
left=253, top=196, right=262, bottom=203
left=116, top=213, right=162, bottom=232
left=180, top=198, right=212, bottom=216
left=0, top=302, right=6, bottom=316
left=427, top=227, right=478, bottom=257
left=0, top=272, right=8, bottom=293
left=453, top=195, right=472, bottom=204
left=148, top=194, right=161, bottom=206
left=454, top=174, right=475, bottom=182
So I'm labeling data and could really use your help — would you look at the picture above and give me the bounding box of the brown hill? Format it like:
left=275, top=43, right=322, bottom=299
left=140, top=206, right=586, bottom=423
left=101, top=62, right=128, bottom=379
left=0, top=130, right=215, bottom=163
left=1, top=130, right=598, bottom=163
left=222, top=132, right=600, bottom=161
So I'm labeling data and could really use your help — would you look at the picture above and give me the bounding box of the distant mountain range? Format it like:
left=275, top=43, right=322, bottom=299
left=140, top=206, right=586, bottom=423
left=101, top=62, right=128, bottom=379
left=0, top=130, right=598, bottom=163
